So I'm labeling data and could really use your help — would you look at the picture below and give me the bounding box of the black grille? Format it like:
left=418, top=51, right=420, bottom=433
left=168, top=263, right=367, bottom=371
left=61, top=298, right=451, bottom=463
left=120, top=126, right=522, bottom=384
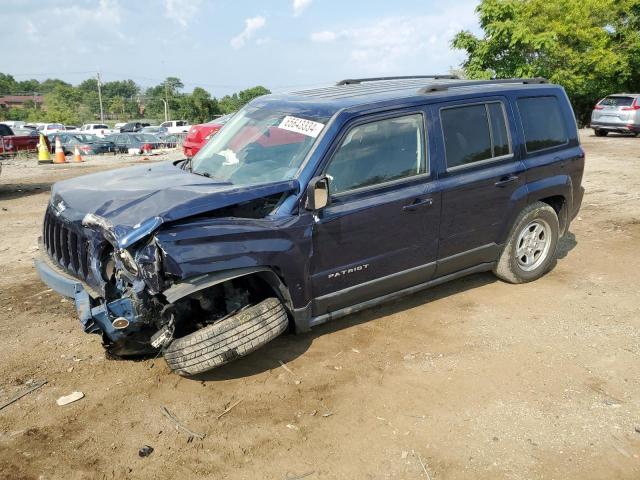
left=43, top=209, right=91, bottom=281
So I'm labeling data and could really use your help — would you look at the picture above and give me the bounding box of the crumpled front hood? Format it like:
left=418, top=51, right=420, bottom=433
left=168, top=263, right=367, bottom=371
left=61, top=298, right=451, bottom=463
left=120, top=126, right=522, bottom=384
left=50, top=161, right=299, bottom=247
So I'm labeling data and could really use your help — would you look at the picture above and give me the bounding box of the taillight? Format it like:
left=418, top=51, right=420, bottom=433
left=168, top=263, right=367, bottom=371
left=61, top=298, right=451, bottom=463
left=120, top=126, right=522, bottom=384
left=142, top=143, right=153, bottom=153
left=594, top=104, right=604, bottom=110
left=80, top=145, right=91, bottom=153
left=621, top=99, right=640, bottom=111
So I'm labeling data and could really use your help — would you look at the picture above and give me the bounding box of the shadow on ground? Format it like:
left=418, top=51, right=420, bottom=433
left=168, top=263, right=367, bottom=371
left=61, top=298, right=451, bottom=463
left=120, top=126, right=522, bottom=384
left=194, top=271, right=497, bottom=382
left=557, top=230, right=578, bottom=259
left=0, top=182, right=53, bottom=201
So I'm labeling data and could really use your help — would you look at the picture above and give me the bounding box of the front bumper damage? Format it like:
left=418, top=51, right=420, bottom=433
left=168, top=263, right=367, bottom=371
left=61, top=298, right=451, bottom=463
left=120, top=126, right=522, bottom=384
left=34, top=253, right=158, bottom=356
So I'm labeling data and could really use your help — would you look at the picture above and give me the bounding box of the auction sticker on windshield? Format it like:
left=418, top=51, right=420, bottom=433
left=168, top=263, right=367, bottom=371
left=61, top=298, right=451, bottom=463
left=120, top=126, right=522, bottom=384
left=278, top=116, right=325, bottom=138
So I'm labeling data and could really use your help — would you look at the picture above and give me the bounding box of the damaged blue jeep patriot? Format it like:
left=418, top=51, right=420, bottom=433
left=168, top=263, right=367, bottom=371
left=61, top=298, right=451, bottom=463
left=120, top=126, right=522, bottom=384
left=35, top=76, right=585, bottom=375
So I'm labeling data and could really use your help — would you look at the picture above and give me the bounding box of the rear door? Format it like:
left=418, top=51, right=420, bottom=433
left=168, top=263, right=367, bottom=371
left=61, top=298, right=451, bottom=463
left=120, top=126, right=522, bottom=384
left=310, top=110, right=441, bottom=315
left=431, top=98, right=526, bottom=276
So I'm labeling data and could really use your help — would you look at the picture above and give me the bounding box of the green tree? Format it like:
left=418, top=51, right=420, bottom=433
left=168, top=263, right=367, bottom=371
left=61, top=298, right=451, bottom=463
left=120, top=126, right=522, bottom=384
left=219, top=86, right=271, bottom=114
left=109, top=96, right=126, bottom=118
left=39, top=78, right=71, bottom=93
left=452, top=0, right=640, bottom=125
left=44, top=85, right=82, bottom=124
left=0, top=73, right=18, bottom=95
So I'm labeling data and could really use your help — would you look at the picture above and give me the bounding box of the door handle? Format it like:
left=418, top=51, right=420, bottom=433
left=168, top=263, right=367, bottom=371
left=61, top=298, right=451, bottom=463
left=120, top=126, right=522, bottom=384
left=494, top=175, right=519, bottom=187
left=403, top=198, right=433, bottom=211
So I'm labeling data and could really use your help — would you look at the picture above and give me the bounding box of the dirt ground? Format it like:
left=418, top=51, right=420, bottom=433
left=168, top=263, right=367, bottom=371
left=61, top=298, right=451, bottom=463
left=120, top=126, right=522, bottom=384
left=0, top=132, right=638, bottom=480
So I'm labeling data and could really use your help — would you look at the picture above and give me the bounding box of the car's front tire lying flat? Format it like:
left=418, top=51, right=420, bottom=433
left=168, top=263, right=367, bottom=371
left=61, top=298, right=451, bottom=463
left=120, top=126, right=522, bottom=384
left=494, top=201, right=560, bottom=284
left=163, top=297, right=288, bottom=376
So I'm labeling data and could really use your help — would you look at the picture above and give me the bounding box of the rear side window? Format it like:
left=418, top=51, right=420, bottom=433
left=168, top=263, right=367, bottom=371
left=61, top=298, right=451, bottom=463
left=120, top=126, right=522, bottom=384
left=440, top=102, right=511, bottom=169
left=517, top=96, right=568, bottom=152
left=0, top=124, right=12, bottom=136
left=326, top=114, right=426, bottom=194
left=600, top=96, right=634, bottom=107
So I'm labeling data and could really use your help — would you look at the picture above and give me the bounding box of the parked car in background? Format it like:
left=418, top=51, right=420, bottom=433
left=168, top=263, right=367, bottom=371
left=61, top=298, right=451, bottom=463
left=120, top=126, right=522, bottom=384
left=65, top=125, right=79, bottom=131
left=37, top=123, right=65, bottom=136
left=13, top=127, right=39, bottom=137
left=104, top=132, right=162, bottom=154
left=46, top=133, right=115, bottom=155
left=160, top=120, right=190, bottom=134
left=34, top=76, right=584, bottom=374
left=591, top=94, right=640, bottom=136
left=119, top=122, right=147, bottom=133
left=0, top=123, right=47, bottom=156
left=1, top=121, right=26, bottom=130
left=114, top=122, right=127, bottom=130
left=182, top=114, right=232, bottom=157
left=140, top=125, right=168, bottom=136
left=80, top=124, right=115, bottom=138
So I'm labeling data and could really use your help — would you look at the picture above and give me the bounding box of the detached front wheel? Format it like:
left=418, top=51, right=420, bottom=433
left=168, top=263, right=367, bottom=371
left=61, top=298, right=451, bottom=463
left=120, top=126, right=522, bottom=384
left=494, top=202, right=559, bottom=284
left=163, top=297, right=288, bottom=376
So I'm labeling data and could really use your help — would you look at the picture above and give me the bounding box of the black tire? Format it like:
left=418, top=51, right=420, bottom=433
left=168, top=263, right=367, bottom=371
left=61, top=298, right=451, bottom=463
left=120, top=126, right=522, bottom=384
left=493, top=202, right=559, bottom=284
left=594, top=129, right=608, bottom=137
left=163, top=297, right=288, bottom=376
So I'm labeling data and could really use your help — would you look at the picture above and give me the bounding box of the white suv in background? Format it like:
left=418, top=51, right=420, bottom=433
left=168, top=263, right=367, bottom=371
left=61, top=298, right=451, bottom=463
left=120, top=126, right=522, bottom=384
left=591, top=94, right=640, bottom=137
left=160, top=120, right=191, bottom=134
left=37, top=123, right=65, bottom=136
left=80, top=124, right=116, bottom=138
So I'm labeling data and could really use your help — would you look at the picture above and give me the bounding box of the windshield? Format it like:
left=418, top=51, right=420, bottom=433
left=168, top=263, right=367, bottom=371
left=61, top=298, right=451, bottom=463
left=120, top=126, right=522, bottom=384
left=207, top=114, right=232, bottom=125
left=71, top=134, right=97, bottom=142
left=192, top=107, right=326, bottom=186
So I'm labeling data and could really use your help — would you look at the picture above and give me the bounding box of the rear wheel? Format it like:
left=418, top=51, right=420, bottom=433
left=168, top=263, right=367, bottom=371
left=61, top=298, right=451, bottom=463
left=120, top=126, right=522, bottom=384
left=494, top=202, right=559, bottom=284
left=163, top=297, right=288, bottom=376
left=594, top=129, right=608, bottom=137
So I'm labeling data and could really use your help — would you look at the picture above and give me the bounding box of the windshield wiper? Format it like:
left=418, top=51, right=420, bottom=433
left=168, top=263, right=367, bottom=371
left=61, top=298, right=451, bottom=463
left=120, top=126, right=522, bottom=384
left=182, top=157, right=193, bottom=171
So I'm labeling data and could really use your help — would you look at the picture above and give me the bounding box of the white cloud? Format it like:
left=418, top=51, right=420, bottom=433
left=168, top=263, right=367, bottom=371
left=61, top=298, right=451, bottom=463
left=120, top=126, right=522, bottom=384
left=293, top=0, right=312, bottom=16
left=310, top=30, right=338, bottom=43
left=230, top=16, right=266, bottom=49
left=164, top=0, right=202, bottom=28
left=309, top=4, right=478, bottom=74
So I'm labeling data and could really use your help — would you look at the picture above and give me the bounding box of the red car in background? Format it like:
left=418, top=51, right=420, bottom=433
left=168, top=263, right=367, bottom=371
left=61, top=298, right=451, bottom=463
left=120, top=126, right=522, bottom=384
left=182, top=114, right=232, bottom=158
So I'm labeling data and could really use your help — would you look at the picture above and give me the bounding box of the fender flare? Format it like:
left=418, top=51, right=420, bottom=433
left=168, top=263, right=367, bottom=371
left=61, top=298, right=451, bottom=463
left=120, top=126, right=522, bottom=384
left=163, top=266, right=294, bottom=314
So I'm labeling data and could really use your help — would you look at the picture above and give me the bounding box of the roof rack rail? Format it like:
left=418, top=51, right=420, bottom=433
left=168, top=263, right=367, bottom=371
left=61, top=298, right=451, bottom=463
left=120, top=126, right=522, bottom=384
left=419, top=77, right=548, bottom=93
left=336, top=75, right=459, bottom=86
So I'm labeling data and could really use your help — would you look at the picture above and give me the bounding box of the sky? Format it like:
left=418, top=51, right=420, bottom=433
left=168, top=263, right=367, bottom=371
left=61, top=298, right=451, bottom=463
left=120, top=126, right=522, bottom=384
left=0, top=0, right=481, bottom=96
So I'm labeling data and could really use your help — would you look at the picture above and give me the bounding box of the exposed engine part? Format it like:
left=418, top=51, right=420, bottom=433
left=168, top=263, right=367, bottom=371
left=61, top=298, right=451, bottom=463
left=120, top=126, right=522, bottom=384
left=151, top=316, right=175, bottom=349
left=112, top=317, right=129, bottom=329
left=224, top=281, right=249, bottom=313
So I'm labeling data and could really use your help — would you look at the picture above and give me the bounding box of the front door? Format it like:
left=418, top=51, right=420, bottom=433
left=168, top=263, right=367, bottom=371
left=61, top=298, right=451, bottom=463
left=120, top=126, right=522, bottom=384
left=310, top=111, right=441, bottom=315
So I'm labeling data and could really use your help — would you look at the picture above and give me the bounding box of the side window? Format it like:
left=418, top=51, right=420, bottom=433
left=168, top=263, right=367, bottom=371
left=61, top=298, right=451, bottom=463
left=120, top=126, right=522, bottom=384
left=0, top=124, right=12, bottom=136
left=517, top=96, right=568, bottom=152
left=325, top=114, right=426, bottom=195
left=440, top=102, right=511, bottom=170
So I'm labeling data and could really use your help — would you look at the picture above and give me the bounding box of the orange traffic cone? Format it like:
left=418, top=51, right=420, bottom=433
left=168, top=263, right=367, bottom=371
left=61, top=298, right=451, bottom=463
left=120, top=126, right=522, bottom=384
left=53, top=136, right=66, bottom=164
left=73, top=145, right=84, bottom=163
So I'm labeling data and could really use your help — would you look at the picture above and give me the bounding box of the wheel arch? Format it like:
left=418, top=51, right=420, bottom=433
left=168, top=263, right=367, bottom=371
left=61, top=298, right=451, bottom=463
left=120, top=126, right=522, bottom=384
left=163, top=266, right=295, bottom=319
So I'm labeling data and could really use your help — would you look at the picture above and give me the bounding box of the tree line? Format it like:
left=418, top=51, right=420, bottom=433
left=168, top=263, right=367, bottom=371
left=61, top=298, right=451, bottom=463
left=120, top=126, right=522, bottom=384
left=0, top=73, right=270, bottom=125
left=453, top=0, right=640, bottom=126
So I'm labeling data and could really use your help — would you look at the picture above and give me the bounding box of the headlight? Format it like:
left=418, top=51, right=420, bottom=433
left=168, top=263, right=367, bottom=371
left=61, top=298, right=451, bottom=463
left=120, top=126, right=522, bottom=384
left=118, top=249, right=138, bottom=275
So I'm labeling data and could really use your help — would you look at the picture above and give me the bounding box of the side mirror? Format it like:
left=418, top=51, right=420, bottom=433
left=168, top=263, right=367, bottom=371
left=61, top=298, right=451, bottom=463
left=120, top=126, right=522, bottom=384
left=306, top=176, right=330, bottom=211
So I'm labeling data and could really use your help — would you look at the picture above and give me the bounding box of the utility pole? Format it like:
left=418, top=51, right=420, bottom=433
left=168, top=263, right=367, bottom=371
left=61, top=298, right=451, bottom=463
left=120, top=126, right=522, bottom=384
left=163, top=81, right=169, bottom=121
left=97, top=72, right=104, bottom=123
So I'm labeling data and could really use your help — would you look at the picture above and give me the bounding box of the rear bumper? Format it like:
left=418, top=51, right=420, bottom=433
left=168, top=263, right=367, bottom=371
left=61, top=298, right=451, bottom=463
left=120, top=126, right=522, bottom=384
left=591, top=121, right=640, bottom=133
